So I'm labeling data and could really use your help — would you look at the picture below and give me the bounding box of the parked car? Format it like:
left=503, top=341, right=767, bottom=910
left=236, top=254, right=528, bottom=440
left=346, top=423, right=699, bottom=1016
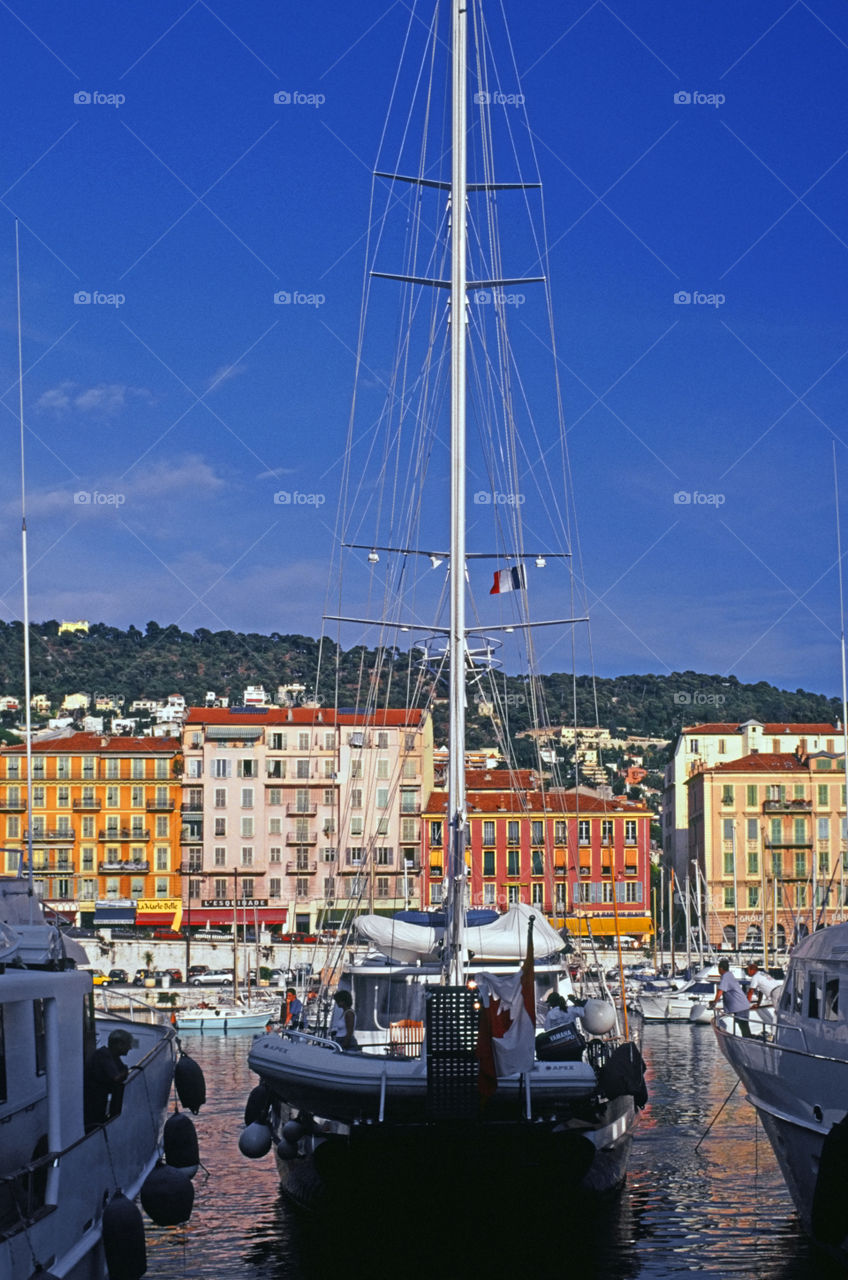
left=152, top=968, right=183, bottom=985
left=80, top=968, right=111, bottom=985
left=279, top=932, right=317, bottom=944
left=108, top=968, right=129, bottom=983
left=132, top=968, right=154, bottom=986
left=189, top=969, right=231, bottom=986
left=188, top=964, right=210, bottom=978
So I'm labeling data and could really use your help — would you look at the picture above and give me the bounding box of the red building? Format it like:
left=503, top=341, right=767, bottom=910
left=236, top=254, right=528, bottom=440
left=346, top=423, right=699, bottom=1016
left=422, top=785, right=653, bottom=941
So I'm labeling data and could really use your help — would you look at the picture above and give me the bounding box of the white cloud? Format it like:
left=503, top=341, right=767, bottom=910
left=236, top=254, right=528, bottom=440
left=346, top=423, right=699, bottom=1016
left=36, top=381, right=153, bottom=416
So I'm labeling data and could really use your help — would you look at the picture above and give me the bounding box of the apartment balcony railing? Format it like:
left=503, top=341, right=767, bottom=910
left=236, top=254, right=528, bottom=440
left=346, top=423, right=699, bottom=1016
left=285, top=861, right=317, bottom=875
left=23, top=829, right=76, bottom=844
left=286, top=801, right=318, bottom=816
left=285, top=831, right=317, bottom=845
left=98, top=859, right=150, bottom=873
left=0, top=799, right=27, bottom=811
left=98, top=828, right=150, bottom=842
left=181, top=802, right=203, bottom=814
left=73, top=798, right=102, bottom=811
left=147, top=799, right=176, bottom=811
left=763, top=799, right=812, bottom=813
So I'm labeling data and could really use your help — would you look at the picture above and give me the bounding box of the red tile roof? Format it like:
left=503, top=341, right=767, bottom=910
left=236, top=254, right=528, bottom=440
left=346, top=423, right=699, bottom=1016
left=683, top=722, right=838, bottom=735
left=2, top=733, right=178, bottom=755
left=423, top=789, right=649, bottom=815
left=692, top=752, right=809, bottom=775
left=185, top=707, right=422, bottom=727
left=464, top=769, right=538, bottom=789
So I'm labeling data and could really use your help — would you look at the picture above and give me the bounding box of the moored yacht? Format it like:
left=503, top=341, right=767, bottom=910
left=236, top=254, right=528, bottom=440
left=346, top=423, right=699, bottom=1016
left=0, top=875, right=177, bottom=1280
left=714, top=922, right=848, bottom=1260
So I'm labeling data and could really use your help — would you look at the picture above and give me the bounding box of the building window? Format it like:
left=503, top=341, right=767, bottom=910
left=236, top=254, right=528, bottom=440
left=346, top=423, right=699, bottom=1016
left=105, top=759, right=119, bottom=780
left=819, top=817, right=830, bottom=841
left=241, top=878, right=255, bottom=898
left=794, top=851, right=806, bottom=877
left=554, top=820, right=566, bottom=844
left=269, top=846, right=282, bottom=863
left=531, top=819, right=544, bottom=845
left=507, top=821, right=520, bottom=846
left=214, top=878, right=227, bottom=898
left=32, top=786, right=45, bottom=807
left=106, top=786, right=119, bottom=808
left=430, top=821, right=443, bottom=847
left=214, top=847, right=226, bottom=867
left=156, top=848, right=168, bottom=871
left=483, top=850, right=495, bottom=877
left=351, top=789, right=362, bottom=809
left=507, top=885, right=520, bottom=904
left=723, top=849, right=734, bottom=876
left=721, top=785, right=734, bottom=805
left=624, top=820, right=637, bottom=845
left=601, top=819, right=613, bottom=844
left=269, top=878, right=281, bottom=899
left=747, top=886, right=760, bottom=908
left=155, top=816, right=168, bottom=837
left=430, top=884, right=443, bottom=905
left=482, top=820, right=495, bottom=845
left=483, top=883, right=495, bottom=904
left=507, top=850, right=520, bottom=877
left=296, top=760, right=310, bottom=779
left=213, top=759, right=232, bottom=779
left=350, top=817, right=364, bottom=837
left=241, top=788, right=254, bottom=809
left=214, top=788, right=227, bottom=807
left=214, top=818, right=226, bottom=837
left=241, top=817, right=254, bottom=838
left=187, top=847, right=202, bottom=872
left=531, top=882, right=544, bottom=906
left=531, top=849, right=544, bottom=876
left=400, top=789, right=418, bottom=813
left=578, top=820, right=590, bottom=845
left=723, top=887, right=735, bottom=909
left=747, top=849, right=759, bottom=876
left=401, top=817, right=417, bottom=842
left=241, top=847, right=253, bottom=867
left=268, top=788, right=282, bottom=806
left=270, top=733, right=286, bottom=750
left=186, top=759, right=202, bottom=779
left=239, top=759, right=257, bottom=779
left=376, top=877, right=390, bottom=899
left=746, top=785, right=757, bottom=806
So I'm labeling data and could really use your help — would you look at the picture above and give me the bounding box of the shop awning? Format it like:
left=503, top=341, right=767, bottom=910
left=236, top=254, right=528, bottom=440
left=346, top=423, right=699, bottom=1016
left=190, top=908, right=288, bottom=927
left=564, top=915, right=653, bottom=938
left=135, top=898, right=183, bottom=929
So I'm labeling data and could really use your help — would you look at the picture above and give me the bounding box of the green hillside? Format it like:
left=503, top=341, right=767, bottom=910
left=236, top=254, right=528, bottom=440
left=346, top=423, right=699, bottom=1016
left=0, top=622, right=840, bottom=761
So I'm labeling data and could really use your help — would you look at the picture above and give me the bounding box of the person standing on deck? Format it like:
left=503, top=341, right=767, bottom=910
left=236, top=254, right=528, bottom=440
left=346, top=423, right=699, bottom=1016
left=329, top=989, right=357, bottom=1050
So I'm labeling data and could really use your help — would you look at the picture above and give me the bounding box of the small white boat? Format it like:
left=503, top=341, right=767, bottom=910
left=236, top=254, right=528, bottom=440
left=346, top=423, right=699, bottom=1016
left=176, top=1001, right=279, bottom=1034
left=0, top=876, right=177, bottom=1280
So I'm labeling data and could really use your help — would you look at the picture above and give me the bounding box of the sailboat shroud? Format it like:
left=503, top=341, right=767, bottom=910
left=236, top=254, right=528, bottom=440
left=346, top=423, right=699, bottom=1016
left=246, top=0, right=646, bottom=1204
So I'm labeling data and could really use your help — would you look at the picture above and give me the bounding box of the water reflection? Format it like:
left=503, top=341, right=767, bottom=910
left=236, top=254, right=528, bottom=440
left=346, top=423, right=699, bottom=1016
left=142, top=1028, right=844, bottom=1280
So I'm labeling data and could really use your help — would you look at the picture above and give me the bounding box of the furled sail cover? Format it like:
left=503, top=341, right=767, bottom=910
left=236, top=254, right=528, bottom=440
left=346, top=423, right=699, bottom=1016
left=353, top=903, right=565, bottom=963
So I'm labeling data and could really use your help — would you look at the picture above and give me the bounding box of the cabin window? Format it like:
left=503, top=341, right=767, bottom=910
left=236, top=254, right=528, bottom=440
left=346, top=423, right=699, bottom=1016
left=34, top=999, right=47, bottom=1076
left=807, top=973, right=823, bottom=1020
left=791, top=968, right=804, bottom=1013
left=825, top=978, right=840, bottom=1021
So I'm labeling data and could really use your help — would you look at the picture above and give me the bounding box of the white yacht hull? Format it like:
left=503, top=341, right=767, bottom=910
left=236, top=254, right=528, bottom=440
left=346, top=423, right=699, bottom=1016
left=1, top=1012, right=176, bottom=1280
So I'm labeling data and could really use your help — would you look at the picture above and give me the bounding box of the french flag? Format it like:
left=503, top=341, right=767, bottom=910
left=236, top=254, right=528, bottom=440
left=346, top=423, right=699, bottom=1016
left=489, top=565, right=526, bottom=595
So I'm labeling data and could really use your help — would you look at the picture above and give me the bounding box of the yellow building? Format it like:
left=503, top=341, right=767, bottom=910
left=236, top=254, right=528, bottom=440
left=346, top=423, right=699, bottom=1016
left=0, top=732, right=182, bottom=923
left=687, top=750, right=848, bottom=954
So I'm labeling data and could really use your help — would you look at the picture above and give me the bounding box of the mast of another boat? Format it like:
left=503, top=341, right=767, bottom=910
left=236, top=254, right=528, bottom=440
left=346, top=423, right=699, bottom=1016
left=445, top=0, right=469, bottom=989
left=15, top=221, right=35, bottom=919
left=834, top=444, right=848, bottom=926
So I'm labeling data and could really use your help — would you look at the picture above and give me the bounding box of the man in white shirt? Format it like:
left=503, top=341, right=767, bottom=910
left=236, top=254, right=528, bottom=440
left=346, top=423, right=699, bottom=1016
left=745, top=961, right=783, bottom=1008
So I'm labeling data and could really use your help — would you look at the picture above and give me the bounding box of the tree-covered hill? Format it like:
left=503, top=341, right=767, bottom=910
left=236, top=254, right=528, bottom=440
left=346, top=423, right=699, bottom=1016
left=0, top=622, right=840, bottom=756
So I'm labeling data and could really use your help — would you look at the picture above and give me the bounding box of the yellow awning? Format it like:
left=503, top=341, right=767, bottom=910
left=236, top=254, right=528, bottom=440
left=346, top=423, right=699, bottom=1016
left=563, top=915, right=653, bottom=938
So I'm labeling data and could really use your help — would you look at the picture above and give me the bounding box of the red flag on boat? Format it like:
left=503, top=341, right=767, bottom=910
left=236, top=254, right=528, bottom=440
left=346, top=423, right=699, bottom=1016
left=489, top=565, right=526, bottom=594
left=475, top=917, right=536, bottom=1098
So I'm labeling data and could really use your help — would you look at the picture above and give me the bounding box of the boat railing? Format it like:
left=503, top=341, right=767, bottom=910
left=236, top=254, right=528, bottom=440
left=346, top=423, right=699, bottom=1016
left=91, top=986, right=172, bottom=1025
left=282, top=1028, right=345, bottom=1053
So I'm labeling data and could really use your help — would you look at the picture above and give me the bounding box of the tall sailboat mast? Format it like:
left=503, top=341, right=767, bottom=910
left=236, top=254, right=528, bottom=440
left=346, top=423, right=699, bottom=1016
left=15, top=220, right=35, bottom=909
left=446, top=0, right=468, bottom=987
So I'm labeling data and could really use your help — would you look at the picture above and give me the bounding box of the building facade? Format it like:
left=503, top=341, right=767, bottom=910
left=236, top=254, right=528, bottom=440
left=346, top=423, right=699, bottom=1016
left=687, top=750, right=848, bottom=953
left=422, top=782, right=653, bottom=940
left=663, top=720, right=845, bottom=879
left=180, top=706, right=434, bottom=933
left=0, top=732, right=182, bottom=922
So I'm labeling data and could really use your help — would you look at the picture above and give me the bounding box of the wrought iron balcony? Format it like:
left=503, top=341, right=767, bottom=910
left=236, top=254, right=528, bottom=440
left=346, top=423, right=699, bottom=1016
left=286, top=831, right=317, bottom=845
left=147, top=799, right=176, bottom=811
left=285, top=861, right=317, bottom=875
left=286, top=801, right=317, bottom=816
left=763, top=799, right=812, bottom=813
left=98, top=859, right=150, bottom=873
left=23, top=829, right=76, bottom=843
left=73, top=798, right=102, bottom=811
left=98, top=828, right=150, bottom=842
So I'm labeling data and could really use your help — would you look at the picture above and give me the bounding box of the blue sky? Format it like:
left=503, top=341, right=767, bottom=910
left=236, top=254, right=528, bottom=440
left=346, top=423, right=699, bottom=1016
left=0, top=1, right=847, bottom=701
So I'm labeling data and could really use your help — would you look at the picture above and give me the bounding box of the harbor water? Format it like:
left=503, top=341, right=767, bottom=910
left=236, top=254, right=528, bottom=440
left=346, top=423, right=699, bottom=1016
left=143, top=1023, right=846, bottom=1280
